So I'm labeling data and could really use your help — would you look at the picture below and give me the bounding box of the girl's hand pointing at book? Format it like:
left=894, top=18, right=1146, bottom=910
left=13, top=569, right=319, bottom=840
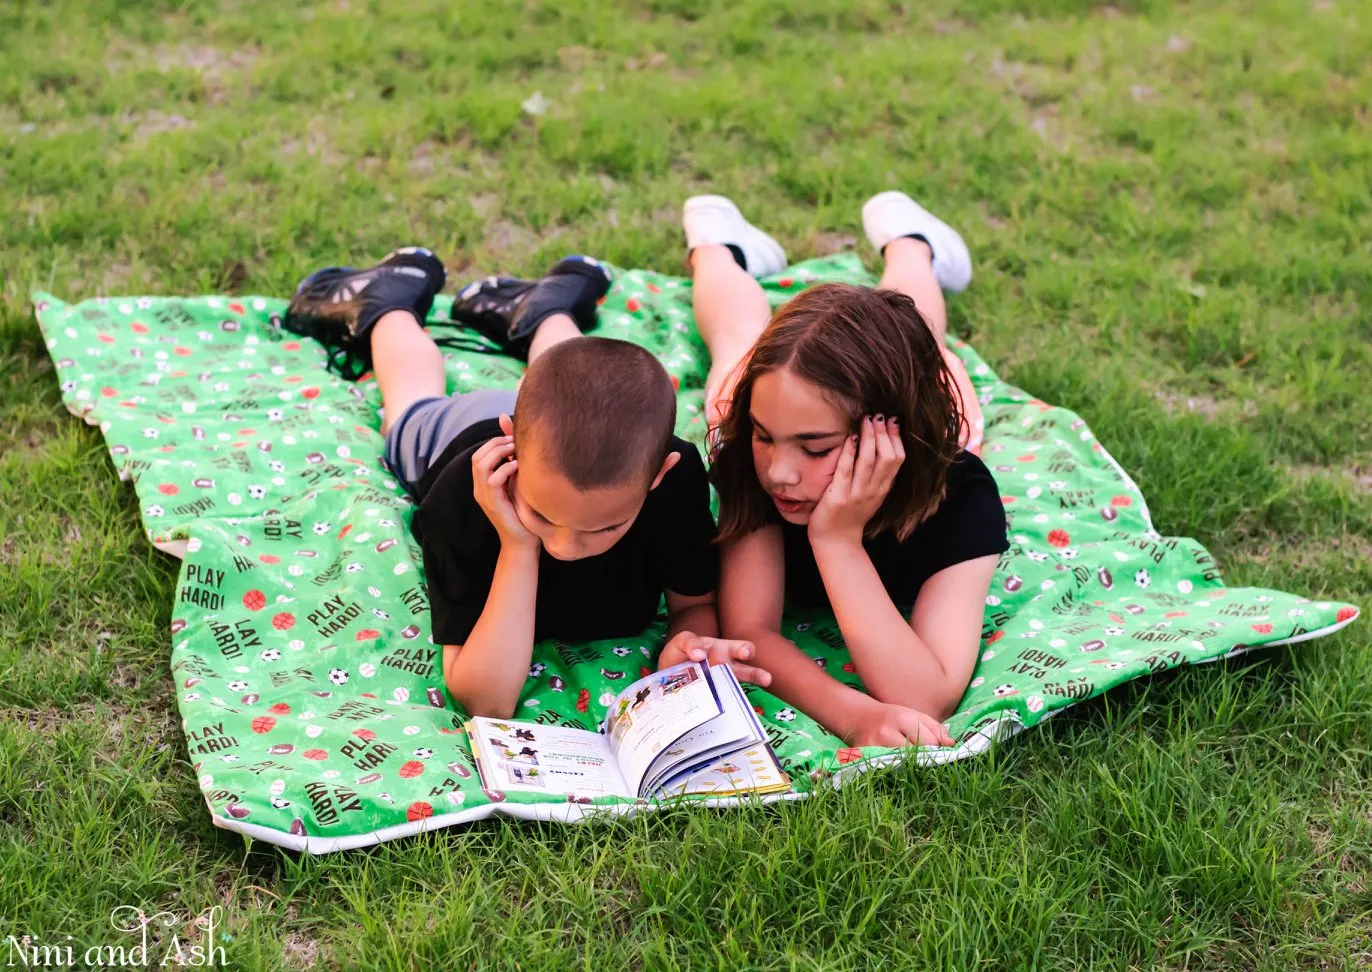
left=658, top=632, right=772, bottom=688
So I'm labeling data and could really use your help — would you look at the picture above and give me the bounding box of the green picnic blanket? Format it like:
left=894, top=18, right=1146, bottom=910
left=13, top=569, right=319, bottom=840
left=33, top=253, right=1360, bottom=853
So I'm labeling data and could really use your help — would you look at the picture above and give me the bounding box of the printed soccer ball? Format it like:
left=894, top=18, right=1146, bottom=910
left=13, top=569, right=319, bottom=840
left=227, top=680, right=249, bottom=691
left=1134, top=569, right=1152, bottom=588
left=1103, top=626, right=1125, bottom=637
left=269, top=796, right=291, bottom=809
left=612, top=646, right=632, bottom=657
left=312, top=522, right=330, bottom=536
left=371, top=608, right=390, bottom=620
left=1059, top=547, right=1078, bottom=560
left=247, top=484, right=267, bottom=499
left=528, top=663, right=547, bottom=678
left=1025, top=550, right=1049, bottom=563
left=346, top=563, right=364, bottom=573
left=993, top=684, right=1018, bottom=697
left=260, top=648, right=282, bottom=662
left=328, top=668, right=349, bottom=686
left=775, top=708, right=797, bottom=722
left=142, top=427, right=159, bottom=439
left=269, top=459, right=286, bottom=472
left=220, top=754, right=240, bottom=763
left=413, top=748, right=433, bottom=759
left=145, top=504, right=164, bottom=517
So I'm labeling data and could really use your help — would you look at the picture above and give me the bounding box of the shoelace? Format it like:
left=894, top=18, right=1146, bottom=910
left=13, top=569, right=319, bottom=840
left=427, top=323, right=506, bottom=356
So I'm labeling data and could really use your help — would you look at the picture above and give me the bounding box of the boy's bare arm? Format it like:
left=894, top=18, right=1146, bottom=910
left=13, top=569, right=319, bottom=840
left=442, top=543, right=540, bottom=718
left=664, top=590, right=719, bottom=641
left=441, top=426, right=546, bottom=718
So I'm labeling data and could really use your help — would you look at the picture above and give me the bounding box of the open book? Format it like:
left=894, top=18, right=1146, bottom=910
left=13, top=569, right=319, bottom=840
left=467, top=661, right=791, bottom=801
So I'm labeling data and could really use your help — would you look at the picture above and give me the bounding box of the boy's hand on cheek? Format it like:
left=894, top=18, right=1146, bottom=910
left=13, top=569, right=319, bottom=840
left=471, top=431, right=539, bottom=551
left=658, top=632, right=772, bottom=688
left=808, top=415, right=905, bottom=544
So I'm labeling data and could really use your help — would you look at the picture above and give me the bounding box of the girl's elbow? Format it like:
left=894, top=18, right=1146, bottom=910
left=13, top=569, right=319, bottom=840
left=866, top=674, right=963, bottom=720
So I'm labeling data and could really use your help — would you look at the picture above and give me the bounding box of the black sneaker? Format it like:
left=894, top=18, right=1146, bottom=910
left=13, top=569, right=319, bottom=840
left=450, top=255, right=612, bottom=361
left=283, top=247, right=447, bottom=380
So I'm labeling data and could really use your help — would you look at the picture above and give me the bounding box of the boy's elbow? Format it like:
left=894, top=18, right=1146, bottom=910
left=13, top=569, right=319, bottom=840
left=443, top=643, right=520, bottom=719
left=445, top=670, right=516, bottom=720
left=449, top=684, right=516, bottom=721
left=469, top=699, right=518, bottom=720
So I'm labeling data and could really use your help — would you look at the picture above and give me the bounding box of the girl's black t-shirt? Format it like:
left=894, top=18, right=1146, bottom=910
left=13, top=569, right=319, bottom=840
left=779, top=450, right=1009, bottom=608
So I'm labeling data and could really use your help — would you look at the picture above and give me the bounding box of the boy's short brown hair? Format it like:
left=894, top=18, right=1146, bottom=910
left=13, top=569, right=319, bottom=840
left=514, top=337, right=677, bottom=489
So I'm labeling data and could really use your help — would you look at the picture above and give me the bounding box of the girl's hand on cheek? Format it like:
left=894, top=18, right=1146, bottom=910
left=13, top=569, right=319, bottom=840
left=807, top=415, right=905, bottom=544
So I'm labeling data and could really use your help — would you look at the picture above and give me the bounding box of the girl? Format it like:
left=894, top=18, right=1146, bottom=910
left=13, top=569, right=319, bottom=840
left=682, top=192, right=1009, bottom=749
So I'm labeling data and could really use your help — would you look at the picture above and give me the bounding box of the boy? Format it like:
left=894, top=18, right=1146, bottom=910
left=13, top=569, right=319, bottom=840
left=283, top=247, right=768, bottom=718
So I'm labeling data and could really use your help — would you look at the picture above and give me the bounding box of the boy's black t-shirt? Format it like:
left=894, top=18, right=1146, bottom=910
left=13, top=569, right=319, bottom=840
left=410, top=419, right=719, bottom=646
left=779, top=450, right=1009, bottom=608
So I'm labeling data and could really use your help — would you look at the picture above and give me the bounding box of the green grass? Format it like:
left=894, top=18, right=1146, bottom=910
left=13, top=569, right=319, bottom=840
left=2, top=0, right=1370, bottom=967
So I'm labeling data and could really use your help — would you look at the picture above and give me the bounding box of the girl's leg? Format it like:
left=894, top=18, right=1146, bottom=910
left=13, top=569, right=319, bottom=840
left=682, top=196, right=787, bottom=427
left=371, top=310, right=447, bottom=436
left=879, top=237, right=947, bottom=344
left=692, top=245, right=772, bottom=427
left=877, top=237, right=984, bottom=455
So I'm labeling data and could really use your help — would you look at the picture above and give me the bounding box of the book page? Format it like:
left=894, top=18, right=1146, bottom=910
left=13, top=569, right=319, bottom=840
left=605, top=661, right=724, bottom=796
left=640, top=666, right=760, bottom=793
left=658, top=744, right=791, bottom=799
left=468, top=718, right=630, bottom=799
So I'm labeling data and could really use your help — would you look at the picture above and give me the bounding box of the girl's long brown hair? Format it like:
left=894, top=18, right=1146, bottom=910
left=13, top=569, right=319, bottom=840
left=709, top=282, right=964, bottom=545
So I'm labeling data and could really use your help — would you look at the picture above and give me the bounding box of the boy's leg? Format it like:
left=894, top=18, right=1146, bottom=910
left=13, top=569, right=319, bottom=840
left=692, top=246, right=773, bottom=427
left=450, top=256, right=611, bottom=362
left=526, top=312, right=582, bottom=364
left=371, top=310, right=447, bottom=436
left=283, top=247, right=447, bottom=382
